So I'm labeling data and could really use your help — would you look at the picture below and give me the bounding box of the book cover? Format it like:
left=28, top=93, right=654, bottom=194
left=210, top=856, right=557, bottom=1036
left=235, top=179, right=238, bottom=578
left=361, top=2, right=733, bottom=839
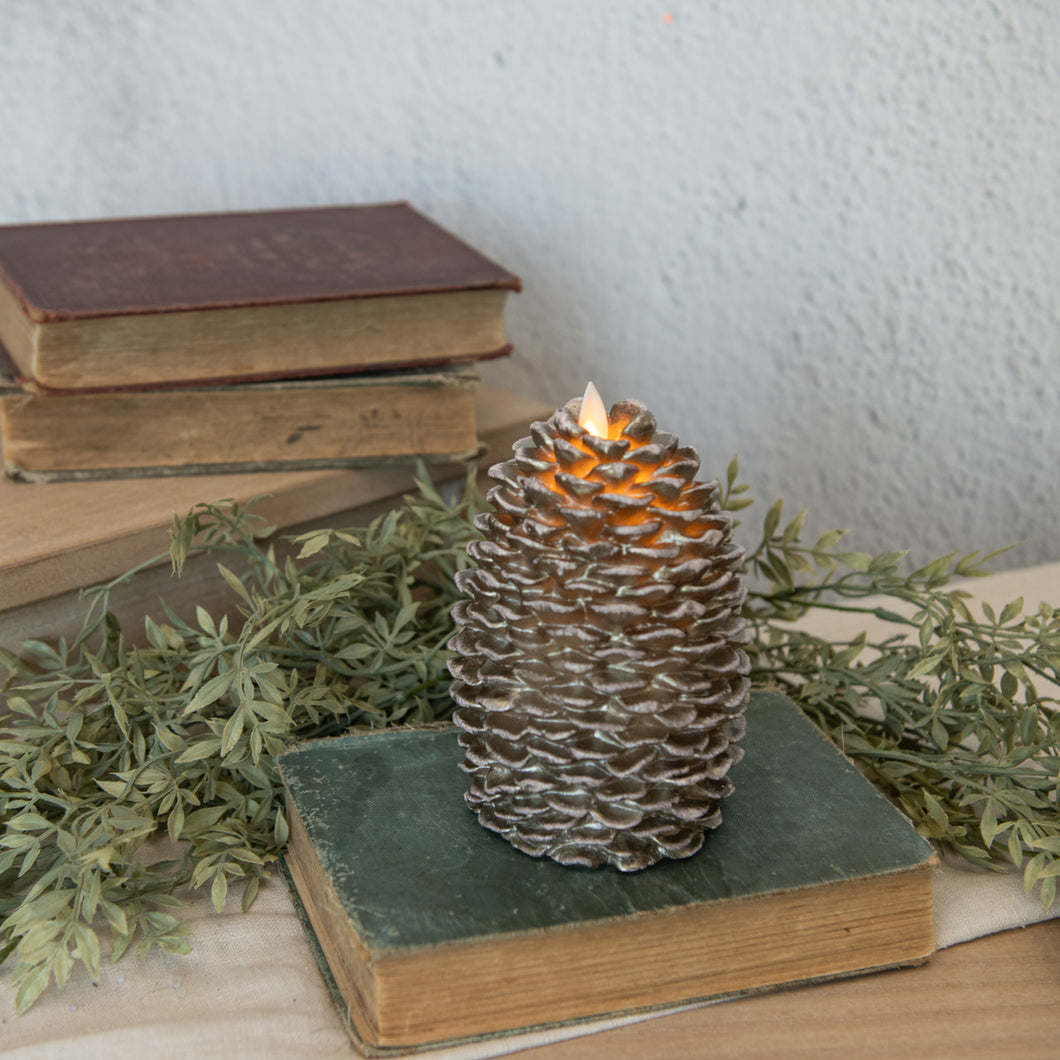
left=277, top=691, right=937, bottom=1053
left=0, top=203, right=520, bottom=391
left=0, top=365, right=482, bottom=482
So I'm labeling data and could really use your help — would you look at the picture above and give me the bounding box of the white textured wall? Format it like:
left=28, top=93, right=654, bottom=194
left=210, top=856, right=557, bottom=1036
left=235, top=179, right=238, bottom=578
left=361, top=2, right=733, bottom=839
left=1, top=1, right=1057, bottom=569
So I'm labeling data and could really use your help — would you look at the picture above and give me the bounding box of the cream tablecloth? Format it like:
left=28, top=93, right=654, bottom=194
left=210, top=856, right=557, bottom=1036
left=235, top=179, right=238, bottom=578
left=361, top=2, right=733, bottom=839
left=3, top=563, right=1059, bottom=1058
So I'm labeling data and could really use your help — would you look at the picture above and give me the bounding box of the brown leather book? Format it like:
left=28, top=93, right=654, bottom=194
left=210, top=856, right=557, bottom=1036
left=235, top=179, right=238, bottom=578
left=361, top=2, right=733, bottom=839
left=0, top=203, right=520, bottom=392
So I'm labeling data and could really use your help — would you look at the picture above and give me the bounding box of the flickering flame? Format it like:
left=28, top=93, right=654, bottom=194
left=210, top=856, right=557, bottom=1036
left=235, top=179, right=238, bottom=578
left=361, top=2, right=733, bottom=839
left=577, top=381, right=609, bottom=438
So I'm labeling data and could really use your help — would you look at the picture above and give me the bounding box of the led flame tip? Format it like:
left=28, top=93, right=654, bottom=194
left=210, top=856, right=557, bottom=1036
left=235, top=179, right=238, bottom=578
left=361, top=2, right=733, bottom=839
left=578, top=381, right=609, bottom=438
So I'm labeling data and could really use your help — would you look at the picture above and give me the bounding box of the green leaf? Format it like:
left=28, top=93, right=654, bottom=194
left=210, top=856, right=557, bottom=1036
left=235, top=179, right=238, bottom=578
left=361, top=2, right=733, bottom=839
left=813, top=528, right=847, bottom=551
left=8, top=812, right=52, bottom=832
left=295, top=531, right=334, bottom=559
left=999, top=597, right=1024, bottom=625
left=274, top=808, right=290, bottom=847
left=922, top=791, right=950, bottom=830
left=835, top=551, right=873, bottom=572
left=931, top=716, right=948, bottom=749
left=94, top=775, right=128, bottom=797
left=832, top=633, right=867, bottom=669
left=1008, top=827, right=1024, bottom=868
left=182, top=672, right=235, bottom=715
left=1039, top=874, right=1056, bottom=911
left=168, top=801, right=186, bottom=843
left=869, top=550, right=908, bottom=573
left=217, top=564, right=252, bottom=605
left=781, top=509, right=807, bottom=546
left=786, top=551, right=816, bottom=576
left=6, top=695, right=38, bottom=716
left=765, top=550, right=794, bottom=591
left=211, top=871, right=229, bottom=913
left=221, top=710, right=245, bottom=757
left=182, top=805, right=230, bottom=833
left=913, top=551, right=958, bottom=584
left=726, top=454, right=739, bottom=489
left=0, top=833, right=36, bottom=850
left=241, top=875, right=261, bottom=913
left=1002, top=659, right=1030, bottom=687
left=15, top=962, right=52, bottom=1015
left=762, top=499, right=783, bottom=542
left=174, top=738, right=224, bottom=764
left=16, top=921, right=67, bottom=963
left=72, top=924, right=102, bottom=976
left=196, top=605, right=217, bottom=637
left=111, top=930, right=135, bottom=963
left=1025, top=852, right=1048, bottom=891
left=1026, top=836, right=1060, bottom=855
left=980, top=799, right=1000, bottom=847
left=99, top=899, right=129, bottom=935
left=907, top=653, right=945, bottom=679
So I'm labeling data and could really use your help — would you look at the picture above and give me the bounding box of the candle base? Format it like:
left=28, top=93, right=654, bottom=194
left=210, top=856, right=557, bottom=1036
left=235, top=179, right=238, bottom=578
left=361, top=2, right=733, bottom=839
left=455, top=695, right=746, bottom=871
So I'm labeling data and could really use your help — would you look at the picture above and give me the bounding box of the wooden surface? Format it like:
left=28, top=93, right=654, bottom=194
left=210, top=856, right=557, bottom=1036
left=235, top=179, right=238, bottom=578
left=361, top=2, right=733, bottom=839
left=510, top=920, right=1060, bottom=1059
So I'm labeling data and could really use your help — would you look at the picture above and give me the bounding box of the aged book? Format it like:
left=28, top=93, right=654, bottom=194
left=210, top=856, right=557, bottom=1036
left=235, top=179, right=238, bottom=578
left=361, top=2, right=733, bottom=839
left=277, top=690, right=937, bottom=1054
left=0, top=384, right=554, bottom=642
left=0, top=365, right=480, bottom=482
left=0, top=202, right=520, bottom=391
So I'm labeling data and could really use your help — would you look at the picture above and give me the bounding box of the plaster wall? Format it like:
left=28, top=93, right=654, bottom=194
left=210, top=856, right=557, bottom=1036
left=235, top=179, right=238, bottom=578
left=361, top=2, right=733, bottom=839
left=1, top=0, right=1056, bottom=569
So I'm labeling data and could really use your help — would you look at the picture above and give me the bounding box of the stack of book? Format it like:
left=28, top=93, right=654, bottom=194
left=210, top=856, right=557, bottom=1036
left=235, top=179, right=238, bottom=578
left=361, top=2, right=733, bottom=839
left=0, top=203, right=520, bottom=481
left=0, top=384, right=555, bottom=647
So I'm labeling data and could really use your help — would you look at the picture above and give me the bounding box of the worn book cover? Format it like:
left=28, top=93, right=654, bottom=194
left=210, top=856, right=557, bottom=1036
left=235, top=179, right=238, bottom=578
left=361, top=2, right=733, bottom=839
left=0, top=363, right=482, bottom=482
left=277, top=690, right=937, bottom=1054
left=0, top=202, right=520, bottom=391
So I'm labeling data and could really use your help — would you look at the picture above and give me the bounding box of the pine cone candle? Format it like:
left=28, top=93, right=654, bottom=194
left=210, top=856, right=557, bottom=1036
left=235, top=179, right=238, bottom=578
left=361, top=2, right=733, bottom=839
left=448, top=384, right=751, bottom=871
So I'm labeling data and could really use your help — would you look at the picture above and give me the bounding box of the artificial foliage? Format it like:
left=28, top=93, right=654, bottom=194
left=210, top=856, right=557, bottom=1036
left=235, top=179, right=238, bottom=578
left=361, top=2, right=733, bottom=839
left=2, top=463, right=1058, bottom=1014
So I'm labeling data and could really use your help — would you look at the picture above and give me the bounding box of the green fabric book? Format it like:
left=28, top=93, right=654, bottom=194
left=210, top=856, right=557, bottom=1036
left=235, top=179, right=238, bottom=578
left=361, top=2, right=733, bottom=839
left=276, top=691, right=936, bottom=1054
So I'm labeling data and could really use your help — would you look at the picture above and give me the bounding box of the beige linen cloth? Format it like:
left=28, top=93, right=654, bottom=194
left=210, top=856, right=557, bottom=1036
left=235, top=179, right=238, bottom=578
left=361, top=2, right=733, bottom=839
left=3, top=563, right=1058, bottom=1058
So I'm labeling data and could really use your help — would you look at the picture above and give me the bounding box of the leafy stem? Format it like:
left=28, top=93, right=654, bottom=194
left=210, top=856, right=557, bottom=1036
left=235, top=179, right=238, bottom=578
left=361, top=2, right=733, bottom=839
left=1, top=467, right=481, bottom=1012
left=2, top=459, right=1057, bottom=1015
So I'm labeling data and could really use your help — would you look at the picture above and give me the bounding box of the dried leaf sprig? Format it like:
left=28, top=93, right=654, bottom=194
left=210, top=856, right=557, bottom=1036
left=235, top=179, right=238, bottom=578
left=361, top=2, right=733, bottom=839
left=1, top=470, right=480, bottom=1013
left=721, top=457, right=1060, bottom=910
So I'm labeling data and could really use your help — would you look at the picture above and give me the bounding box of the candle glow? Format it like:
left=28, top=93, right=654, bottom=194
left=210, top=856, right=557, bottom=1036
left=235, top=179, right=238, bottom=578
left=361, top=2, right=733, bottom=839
left=576, top=380, right=610, bottom=438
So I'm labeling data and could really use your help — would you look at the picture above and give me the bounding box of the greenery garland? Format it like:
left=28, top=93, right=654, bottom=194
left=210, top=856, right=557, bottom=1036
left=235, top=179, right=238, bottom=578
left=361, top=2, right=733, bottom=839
left=2, top=464, right=1058, bottom=1014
